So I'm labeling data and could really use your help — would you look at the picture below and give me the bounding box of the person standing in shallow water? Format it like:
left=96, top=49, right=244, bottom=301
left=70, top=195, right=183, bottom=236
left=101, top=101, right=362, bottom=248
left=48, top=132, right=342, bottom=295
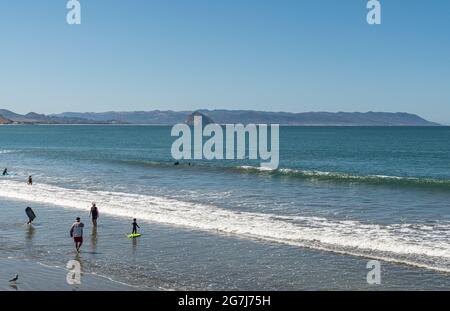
left=70, top=217, right=84, bottom=253
left=2, top=168, right=7, bottom=176
left=89, top=203, right=99, bottom=227
left=27, top=175, right=33, bottom=185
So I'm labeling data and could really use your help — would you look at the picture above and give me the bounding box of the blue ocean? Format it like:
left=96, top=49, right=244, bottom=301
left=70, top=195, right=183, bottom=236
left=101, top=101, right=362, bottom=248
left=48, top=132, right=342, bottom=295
left=1, top=125, right=450, bottom=290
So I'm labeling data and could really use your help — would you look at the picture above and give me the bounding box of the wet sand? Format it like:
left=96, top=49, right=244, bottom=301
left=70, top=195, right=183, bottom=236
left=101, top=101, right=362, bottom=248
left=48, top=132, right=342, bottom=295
left=2, top=194, right=450, bottom=291
left=0, top=258, right=137, bottom=291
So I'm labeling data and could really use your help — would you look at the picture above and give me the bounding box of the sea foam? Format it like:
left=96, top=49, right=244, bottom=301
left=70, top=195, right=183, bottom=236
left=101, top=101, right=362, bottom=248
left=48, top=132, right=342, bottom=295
left=1, top=179, right=450, bottom=272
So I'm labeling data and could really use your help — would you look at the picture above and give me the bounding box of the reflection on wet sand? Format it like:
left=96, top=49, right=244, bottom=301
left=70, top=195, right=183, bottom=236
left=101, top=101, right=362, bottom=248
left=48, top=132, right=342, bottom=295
left=25, top=224, right=35, bottom=252
left=26, top=224, right=35, bottom=241
left=132, top=236, right=138, bottom=253
left=91, top=227, right=97, bottom=252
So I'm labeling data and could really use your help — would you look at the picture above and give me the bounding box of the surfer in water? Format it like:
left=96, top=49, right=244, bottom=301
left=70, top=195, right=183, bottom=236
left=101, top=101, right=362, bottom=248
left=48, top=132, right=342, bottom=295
left=132, top=218, right=140, bottom=234
left=2, top=168, right=7, bottom=176
left=27, top=175, right=33, bottom=185
left=89, top=203, right=99, bottom=227
left=70, top=217, right=85, bottom=253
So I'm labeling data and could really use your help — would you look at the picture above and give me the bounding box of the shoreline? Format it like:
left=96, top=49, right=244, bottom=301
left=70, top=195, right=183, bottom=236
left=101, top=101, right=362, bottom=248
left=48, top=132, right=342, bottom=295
left=1, top=195, right=450, bottom=290
left=1, top=178, right=450, bottom=275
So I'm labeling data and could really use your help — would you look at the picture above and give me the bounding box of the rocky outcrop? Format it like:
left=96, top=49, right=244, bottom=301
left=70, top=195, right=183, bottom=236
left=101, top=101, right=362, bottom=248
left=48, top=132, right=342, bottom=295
left=185, top=111, right=215, bottom=126
left=0, top=114, right=13, bottom=124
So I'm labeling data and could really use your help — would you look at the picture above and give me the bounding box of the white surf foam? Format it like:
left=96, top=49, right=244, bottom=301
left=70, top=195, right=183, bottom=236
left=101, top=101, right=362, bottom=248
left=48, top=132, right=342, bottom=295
left=1, top=180, right=450, bottom=272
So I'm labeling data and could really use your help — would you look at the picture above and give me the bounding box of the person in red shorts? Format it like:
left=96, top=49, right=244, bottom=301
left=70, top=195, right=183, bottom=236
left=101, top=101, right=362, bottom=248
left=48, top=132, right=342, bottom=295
left=70, top=217, right=85, bottom=253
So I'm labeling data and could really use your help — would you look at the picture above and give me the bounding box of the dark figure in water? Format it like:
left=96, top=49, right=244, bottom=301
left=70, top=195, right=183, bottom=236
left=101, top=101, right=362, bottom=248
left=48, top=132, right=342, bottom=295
left=2, top=168, right=7, bottom=176
left=27, top=176, right=33, bottom=185
left=26, top=207, right=36, bottom=225
left=174, top=161, right=180, bottom=166
left=89, top=203, right=99, bottom=227
left=132, top=218, right=140, bottom=234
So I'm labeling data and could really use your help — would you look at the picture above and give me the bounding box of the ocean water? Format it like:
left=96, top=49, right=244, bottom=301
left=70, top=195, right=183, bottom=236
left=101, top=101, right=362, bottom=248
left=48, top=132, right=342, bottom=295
left=1, top=125, right=450, bottom=290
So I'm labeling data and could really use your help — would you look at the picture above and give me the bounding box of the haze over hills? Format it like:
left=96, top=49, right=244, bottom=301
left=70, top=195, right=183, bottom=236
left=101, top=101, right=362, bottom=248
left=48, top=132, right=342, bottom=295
left=0, top=109, right=120, bottom=124
left=0, top=108, right=441, bottom=126
left=55, top=110, right=192, bottom=125
left=54, top=110, right=441, bottom=126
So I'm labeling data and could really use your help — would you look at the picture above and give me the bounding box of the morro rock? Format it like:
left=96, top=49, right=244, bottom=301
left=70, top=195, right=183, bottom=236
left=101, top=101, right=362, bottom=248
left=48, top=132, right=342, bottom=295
left=185, top=111, right=215, bottom=126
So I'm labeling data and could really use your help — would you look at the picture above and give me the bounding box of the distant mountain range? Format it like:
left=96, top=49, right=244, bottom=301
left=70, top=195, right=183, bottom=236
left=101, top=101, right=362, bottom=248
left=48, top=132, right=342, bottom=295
left=0, top=109, right=121, bottom=125
left=0, top=109, right=441, bottom=126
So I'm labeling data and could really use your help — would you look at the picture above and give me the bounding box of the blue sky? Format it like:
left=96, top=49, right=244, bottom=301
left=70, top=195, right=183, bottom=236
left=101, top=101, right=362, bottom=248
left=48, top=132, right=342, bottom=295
left=0, top=0, right=449, bottom=123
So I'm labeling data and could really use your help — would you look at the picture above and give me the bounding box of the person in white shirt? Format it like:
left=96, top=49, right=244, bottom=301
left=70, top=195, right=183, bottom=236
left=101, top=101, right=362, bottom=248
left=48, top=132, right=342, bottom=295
left=70, top=217, right=85, bottom=253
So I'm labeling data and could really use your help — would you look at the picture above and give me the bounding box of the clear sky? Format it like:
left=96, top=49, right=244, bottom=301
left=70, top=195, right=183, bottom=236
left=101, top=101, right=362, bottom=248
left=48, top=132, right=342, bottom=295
left=0, top=0, right=449, bottom=123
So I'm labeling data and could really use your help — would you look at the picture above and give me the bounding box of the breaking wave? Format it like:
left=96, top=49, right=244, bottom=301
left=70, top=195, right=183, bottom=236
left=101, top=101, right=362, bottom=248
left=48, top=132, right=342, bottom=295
left=113, top=158, right=450, bottom=189
left=0, top=150, right=15, bottom=154
left=236, top=166, right=450, bottom=188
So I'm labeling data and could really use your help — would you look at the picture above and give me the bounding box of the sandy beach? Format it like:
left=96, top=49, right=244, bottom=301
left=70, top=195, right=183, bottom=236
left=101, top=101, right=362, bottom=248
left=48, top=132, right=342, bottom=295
left=1, top=0, right=449, bottom=297
left=2, top=191, right=450, bottom=291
